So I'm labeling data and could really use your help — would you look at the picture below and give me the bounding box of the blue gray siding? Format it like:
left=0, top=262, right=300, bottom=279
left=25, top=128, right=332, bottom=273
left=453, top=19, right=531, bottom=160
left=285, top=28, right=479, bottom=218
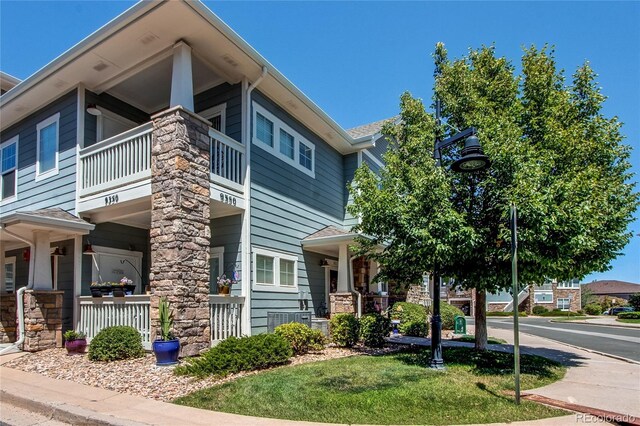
left=195, top=83, right=242, bottom=143
left=210, top=214, right=242, bottom=296
left=81, top=223, right=150, bottom=296
left=367, top=135, right=389, bottom=163
left=249, top=91, right=345, bottom=334
left=84, top=91, right=149, bottom=148
left=0, top=89, right=77, bottom=215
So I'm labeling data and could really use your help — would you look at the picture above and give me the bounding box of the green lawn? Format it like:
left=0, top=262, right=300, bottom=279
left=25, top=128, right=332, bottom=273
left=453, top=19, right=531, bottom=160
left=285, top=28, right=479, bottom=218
left=174, top=347, right=567, bottom=425
left=617, top=318, right=640, bottom=324
left=452, top=335, right=507, bottom=344
left=551, top=316, right=588, bottom=321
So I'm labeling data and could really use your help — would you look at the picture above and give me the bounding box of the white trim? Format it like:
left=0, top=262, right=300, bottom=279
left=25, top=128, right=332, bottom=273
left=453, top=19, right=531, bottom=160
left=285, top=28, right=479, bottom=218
left=252, top=102, right=315, bottom=178
left=557, top=298, right=571, bottom=311
left=252, top=246, right=298, bottom=293
left=96, top=107, right=138, bottom=142
left=75, top=85, right=85, bottom=216
left=0, top=134, right=19, bottom=204
left=362, top=149, right=385, bottom=170
left=199, top=103, right=226, bottom=132
left=90, top=245, right=143, bottom=289
left=210, top=246, right=224, bottom=280
left=49, top=247, right=59, bottom=290
left=3, top=256, right=16, bottom=293
left=35, top=113, right=60, bottom=181
left=324, top=263, right=338, bottom=314
left=73, top=235, right=82, bottom=330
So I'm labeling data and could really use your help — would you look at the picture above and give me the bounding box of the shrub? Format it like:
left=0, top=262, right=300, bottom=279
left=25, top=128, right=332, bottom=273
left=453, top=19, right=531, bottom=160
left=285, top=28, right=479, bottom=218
left=275, top=322, right=325, bottom=355
left=628, top=294, right=640, bottom=312
left=487, top=311, right=528, bottom=317
left=618, top=311, right=640, bottom=319
left=403, top=321, right=428, bottom=337
left=584, top=303, right=603, bottom=316
left=532, top=306, right=548, bottom=315
left=63, top=329, right=86, bottom=342
left=176, top=333, right=292, bottom=377
left=359, top=313, right=390, bottom=347
left=330, top=314, right=359, bottom=347
left=540, top=309, right=581, bottom=317
left=438, top=303, right=465, bottom=330
left=88, top=326, right=145, bottom=362
left=391, top=302, right=428, bottom=335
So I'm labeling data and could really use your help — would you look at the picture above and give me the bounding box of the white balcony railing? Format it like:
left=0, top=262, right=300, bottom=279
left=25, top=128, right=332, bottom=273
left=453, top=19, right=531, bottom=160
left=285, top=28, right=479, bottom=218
left=209, top=295, right=244, bottom=344
left=209, top=128, right=245, bottom=192
left=78, top=296, right=152, bottom=350
left=79, top=123, right=153, bottom=197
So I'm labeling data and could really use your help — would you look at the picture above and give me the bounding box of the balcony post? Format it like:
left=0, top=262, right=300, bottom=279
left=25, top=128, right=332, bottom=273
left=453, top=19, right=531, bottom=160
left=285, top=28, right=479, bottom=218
left=170, top=41, right=194, bottom=112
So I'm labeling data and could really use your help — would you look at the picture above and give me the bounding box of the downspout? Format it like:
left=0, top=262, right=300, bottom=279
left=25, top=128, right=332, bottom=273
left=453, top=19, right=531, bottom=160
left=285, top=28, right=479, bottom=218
left=0, top=225, right=35, bottom=355
left=242, top=66, right=267, bottom=335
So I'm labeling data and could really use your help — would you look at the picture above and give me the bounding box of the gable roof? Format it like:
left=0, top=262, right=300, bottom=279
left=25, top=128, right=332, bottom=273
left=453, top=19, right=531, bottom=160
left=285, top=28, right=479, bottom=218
left=0, top=0, right=373, bottom=154
left=346, top=116, right=398, bottom=139
left=583, top=280, right=640, bottom=295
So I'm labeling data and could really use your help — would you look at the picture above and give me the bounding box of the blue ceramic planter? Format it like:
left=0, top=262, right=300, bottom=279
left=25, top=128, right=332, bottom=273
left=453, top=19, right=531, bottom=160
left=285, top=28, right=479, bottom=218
left=152, top=339, right=180, bottom=365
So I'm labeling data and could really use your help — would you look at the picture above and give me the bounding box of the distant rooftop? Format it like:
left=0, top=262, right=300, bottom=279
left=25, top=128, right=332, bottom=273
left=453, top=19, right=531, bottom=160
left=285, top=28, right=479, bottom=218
left=346, top=116, right=399, bottom=139
left=583, top=280, right=640, bottom=295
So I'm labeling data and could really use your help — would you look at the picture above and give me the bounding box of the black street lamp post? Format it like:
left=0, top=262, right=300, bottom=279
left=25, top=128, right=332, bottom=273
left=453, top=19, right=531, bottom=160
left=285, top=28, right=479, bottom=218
left=429, top=99, right=490, bottom=369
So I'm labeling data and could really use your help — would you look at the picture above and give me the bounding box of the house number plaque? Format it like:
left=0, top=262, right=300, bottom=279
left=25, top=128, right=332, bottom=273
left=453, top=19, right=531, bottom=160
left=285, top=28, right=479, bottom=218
left=105, top=194, right=119, bottom=206
left=220, top=193, right=237, bottom=206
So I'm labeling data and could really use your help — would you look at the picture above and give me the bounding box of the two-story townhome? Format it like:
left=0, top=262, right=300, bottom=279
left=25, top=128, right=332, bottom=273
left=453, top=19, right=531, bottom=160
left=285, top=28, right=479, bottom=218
left=0, top=0, right=391, bottom=355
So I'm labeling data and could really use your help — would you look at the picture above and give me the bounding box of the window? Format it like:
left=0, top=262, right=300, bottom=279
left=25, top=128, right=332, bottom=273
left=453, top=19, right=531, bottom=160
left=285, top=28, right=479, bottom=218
left=557, top=298, right=571, bottom=311
left=36, top=113, right=60, bottom=180
left=253, top=103, right=315, bottom=177
left=557, top=279, right=580, bottom=289
left=210, top=247, right=224, bottom=280
left=253, top=247, right=298, bottom=292
left=198, top=104, right=226, bottom=133
left=1, top=136, right=18, bottom=201
left=279, top=129, right=294, bottom=159
left=299, top=142, right=312, bottom=170
left=534, top=291, right=553, bottom=304
left=4, top=257, right=16, bottom=292
left=96, top=108, right=137, bottom=142
left=256, top=113, right=273, bottom=147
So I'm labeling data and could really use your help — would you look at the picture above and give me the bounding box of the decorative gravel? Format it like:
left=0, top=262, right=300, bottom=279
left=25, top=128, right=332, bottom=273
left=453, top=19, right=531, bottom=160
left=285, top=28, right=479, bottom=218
left=3, top=345, right=401, bottom=402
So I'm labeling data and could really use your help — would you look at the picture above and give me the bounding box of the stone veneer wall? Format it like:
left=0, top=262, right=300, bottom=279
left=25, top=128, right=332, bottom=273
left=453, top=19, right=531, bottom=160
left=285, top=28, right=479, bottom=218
left=406, top=285, right=431, bottom=307
left=330, top=293, right=357, bottom=316
left=0, top=293, right=17, bottom=344
left=23, top=290, right=63, bottom=352
left=487, top=302, right=509, bottom=312
left=150, top=107, right=211, bottom=356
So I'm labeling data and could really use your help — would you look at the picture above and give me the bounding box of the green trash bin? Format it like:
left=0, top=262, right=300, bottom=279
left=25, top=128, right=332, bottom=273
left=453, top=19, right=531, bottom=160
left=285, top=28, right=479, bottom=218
left=454, top=315, right=466, bottom=334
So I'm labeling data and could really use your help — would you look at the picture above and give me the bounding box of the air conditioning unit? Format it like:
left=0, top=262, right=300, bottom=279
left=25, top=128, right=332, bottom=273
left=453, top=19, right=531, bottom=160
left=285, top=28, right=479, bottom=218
left=267, top=311, right=311, bottom=332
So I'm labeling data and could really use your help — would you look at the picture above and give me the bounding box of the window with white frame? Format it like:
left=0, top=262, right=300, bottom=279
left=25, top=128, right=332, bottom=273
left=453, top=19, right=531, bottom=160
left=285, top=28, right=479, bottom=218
left=210, top=246, right=224, bottom=281
left=557, top=279, right=580, bottom=288
left=199, top=104, right=226, bottom=133
left=253, top=247, right=298, bottom=292
left=557, top=298, right=571, bottom=311
left=96, top=108, right=137, bottom=142
left=534, top=291, right=553, bottom=304
left=4, top=257, right=16, bottom=292
left=1, top=136, right=18, bottom=201
left=253, top=102, right=315, bottom=177
left=36, top=113, right=60, bottom=180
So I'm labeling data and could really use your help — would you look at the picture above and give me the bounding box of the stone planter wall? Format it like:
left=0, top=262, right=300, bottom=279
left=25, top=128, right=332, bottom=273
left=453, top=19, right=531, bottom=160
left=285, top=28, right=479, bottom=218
left=150, top=107, right=212, bottom=357
left=22, top=290, right=63, bottom=352
left=0, top=292, right=17, bottom=344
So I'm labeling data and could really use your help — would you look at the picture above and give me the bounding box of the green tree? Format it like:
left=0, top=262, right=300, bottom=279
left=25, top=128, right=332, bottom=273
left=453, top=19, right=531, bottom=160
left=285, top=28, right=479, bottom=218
left=628, top=293, right=640, bottom=312
left=349, top=43, right=638, bottom=350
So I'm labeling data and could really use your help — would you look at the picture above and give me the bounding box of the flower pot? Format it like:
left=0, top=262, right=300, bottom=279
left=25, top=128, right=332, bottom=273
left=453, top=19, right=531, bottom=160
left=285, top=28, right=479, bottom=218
left=65, top=338, right=87, bottom=355
left=112, top=288, right=125, bottom=297
left=99, top=285, right=112, bottom=296
left=124, top=284, right=136, bottom=295
left=219, top=285, right=230, bottom=295
left=152, top=339, right=180, bottom=366
left=90, top=288, right=102, bottom=297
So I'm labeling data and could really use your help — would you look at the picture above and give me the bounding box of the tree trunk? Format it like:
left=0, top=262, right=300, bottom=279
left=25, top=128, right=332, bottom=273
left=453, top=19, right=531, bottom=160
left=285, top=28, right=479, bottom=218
left=475, top=289, right=487, bottom=351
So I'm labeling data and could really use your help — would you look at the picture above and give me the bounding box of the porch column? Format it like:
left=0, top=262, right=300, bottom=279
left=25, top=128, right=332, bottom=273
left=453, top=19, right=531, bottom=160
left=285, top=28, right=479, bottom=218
left=170, top=41, right=194, bottom=111
left=32, top=231, right=52, bottom=290
left=330, top=243, right=357, bottom=316
left=150, top=106, right=211, bottom=356
left=0, top=238, right=5, bottom=291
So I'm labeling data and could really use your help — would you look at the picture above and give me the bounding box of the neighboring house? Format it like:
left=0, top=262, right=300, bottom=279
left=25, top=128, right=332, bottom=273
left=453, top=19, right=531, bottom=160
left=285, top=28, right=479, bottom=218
left=486, top=279, right=582, bottom=313
left=583, top=280, right=640, bottom=305
left=0, top=0, right=393, bottom=355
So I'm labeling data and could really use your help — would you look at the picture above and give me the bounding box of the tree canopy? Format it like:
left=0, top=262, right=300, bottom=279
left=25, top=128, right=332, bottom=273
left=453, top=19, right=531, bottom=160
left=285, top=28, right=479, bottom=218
left=348, top=44, right=638, bottom=347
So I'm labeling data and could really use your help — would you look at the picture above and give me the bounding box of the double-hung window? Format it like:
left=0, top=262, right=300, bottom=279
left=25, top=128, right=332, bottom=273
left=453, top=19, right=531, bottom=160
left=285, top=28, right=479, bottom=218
left=253, top=247, right=298, bottom=292
left=1, top=136, right=18, bottom=201
left=36, top=113, right=60, bottom=180
left=557, top=298, right=571, bottom=311
left=253, top=103, right=315, bottom=177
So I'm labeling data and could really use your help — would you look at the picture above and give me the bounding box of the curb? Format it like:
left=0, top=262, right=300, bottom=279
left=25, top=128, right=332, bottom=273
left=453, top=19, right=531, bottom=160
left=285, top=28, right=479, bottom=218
left=0, top=389, right=148, bottom=426
left=548, top=319, right=640, bottom=330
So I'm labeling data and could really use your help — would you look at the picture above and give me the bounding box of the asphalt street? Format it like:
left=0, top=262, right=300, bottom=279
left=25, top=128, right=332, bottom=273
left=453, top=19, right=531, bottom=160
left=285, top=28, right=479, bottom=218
left=476, top=317, right=640, bottom=362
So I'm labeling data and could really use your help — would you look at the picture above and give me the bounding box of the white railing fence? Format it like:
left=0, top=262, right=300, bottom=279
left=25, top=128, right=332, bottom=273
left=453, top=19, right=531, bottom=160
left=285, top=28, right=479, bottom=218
left=79, top=123, right=153, bottom=197
left=503, top=288, right=530, bottom=312
left=209, top=295, right=244, bottom=345
left=209, top=128, right=245, bottom=191
left=79, top=296, right=151, bottom=350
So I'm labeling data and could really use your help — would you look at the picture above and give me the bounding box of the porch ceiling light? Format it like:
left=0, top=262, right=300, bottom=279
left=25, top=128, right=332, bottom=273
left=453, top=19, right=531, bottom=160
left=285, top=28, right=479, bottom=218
left=86, top=104, right=101, bottom=116
left=52, top=247, right=66, bottom=257
left=83, top=243, right=96, bottom=255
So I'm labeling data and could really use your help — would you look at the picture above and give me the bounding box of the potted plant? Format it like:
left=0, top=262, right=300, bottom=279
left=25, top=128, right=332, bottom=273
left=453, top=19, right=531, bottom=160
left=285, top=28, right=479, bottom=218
left=120, top=276, right=136, bottom=295
left=64, top=330, right=87, bottom=355
left=89, top=282, right=102, bottom=297
left=216, top=274, right=235, bottom=295
left=152, top=296, right=180, bottom=365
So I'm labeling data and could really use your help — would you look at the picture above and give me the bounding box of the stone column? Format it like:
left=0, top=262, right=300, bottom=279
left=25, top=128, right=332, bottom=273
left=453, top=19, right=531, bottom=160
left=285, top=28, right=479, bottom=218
left=22, top=290, right=63, bottom=352
left=150, top=107, right=211, bottom=356
left=0, top=293, right=17, bottom=344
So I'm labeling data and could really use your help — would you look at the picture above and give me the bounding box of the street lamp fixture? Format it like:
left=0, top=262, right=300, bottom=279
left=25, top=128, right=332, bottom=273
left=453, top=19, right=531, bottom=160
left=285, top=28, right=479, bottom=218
left=429, top=99, right=490, bottom=370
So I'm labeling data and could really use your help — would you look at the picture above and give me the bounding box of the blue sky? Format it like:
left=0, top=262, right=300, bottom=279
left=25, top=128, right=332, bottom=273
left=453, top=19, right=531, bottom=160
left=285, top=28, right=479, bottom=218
left=1, top=1, right=638, bottom=283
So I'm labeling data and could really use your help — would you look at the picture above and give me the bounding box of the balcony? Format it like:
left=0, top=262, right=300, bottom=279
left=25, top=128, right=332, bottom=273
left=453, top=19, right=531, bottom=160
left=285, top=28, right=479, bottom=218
left=78, top=123, right=245, bottom=212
